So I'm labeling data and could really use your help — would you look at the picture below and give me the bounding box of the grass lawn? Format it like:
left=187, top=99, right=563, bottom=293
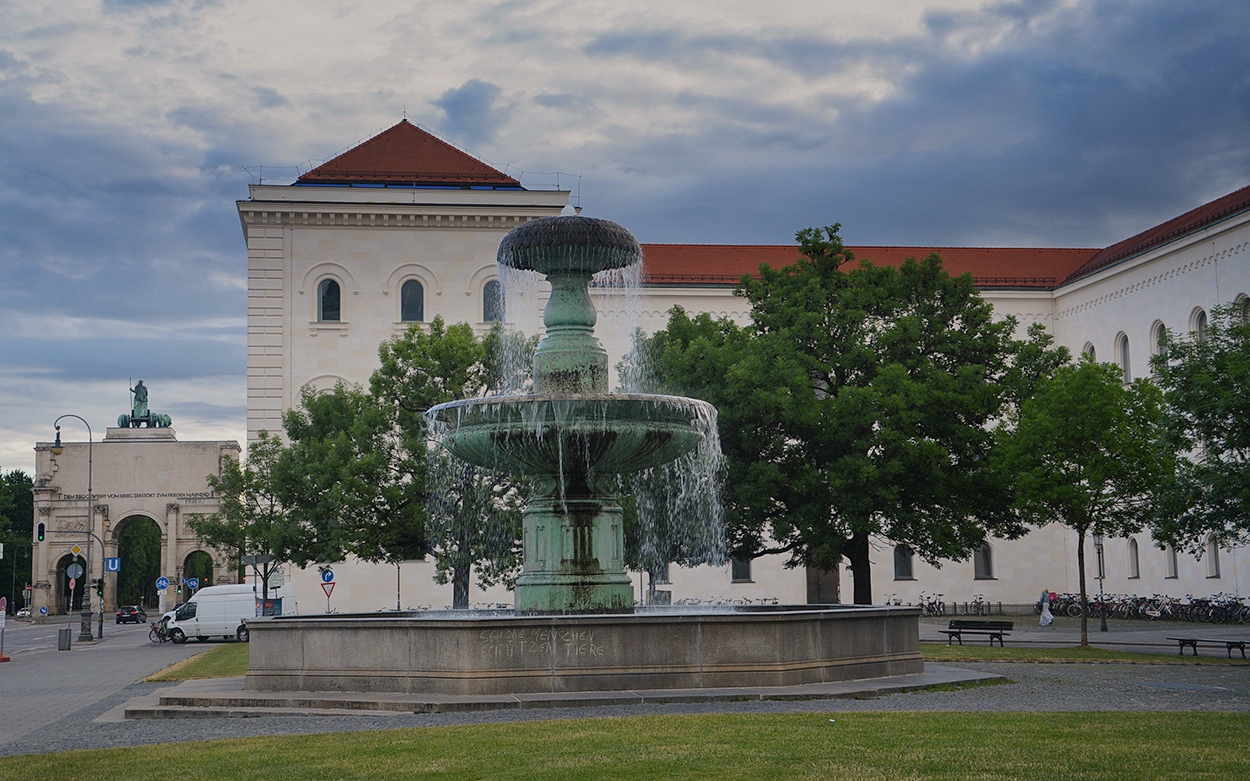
left=145, top=642, right=250, bottom=681
left=1, top=711, right=1246, bottom=780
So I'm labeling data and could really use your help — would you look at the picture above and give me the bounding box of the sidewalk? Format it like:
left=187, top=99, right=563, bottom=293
left=919, top=614, right=1250, bottom=654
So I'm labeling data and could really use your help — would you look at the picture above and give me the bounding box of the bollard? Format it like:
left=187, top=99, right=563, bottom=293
left=58, top=626, right=72, bottom=651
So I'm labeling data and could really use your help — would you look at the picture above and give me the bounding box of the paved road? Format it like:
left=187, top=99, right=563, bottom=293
left=0, top=619, right=214, bottom=756
left=1, top=615, right=1247, bottom=759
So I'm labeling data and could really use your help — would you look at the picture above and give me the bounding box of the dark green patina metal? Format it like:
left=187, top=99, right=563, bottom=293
left=430, top=216, right=715, bottom=613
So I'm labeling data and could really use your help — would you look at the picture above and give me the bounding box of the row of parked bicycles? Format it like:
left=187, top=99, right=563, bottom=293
left=1035, top=592, right=1250, bottom=623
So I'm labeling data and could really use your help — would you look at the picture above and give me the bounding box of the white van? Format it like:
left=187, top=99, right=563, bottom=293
left=166, top=583, right=255, bottom=644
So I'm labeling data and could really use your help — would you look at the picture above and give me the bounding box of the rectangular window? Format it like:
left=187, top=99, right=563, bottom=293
left=731, top=557, right=752, bottom=583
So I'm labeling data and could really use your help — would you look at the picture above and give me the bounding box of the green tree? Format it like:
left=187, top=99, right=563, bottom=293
left=367, top=318, right=532, bottom=608
left=271, top=318, right=532, bottom=609
left=1149, top=303, right=1250, bottom=553
left=189, top=432, right=298, bottom=600
left=647, top=225, right=1047, bottom=604
left=996, top=360, right=1170, bottom=646
left=0, top=469, right=34, bottom=613
left=277, top=382, right=414, bottom=568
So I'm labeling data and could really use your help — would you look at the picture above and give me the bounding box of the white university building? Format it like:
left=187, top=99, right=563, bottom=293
left=237, top=120, right=1250, bottom=613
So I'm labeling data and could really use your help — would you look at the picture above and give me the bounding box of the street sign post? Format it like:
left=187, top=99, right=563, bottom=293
left=321, top=581, right=335, bottom=613
left=0, top=596, right=7, bottom=662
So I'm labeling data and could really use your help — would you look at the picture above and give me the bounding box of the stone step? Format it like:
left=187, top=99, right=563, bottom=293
left=124, top=704, right=404, bottom=720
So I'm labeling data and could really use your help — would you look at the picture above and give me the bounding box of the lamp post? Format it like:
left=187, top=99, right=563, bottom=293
left=1093, top=533, right=1108, bottom=633
left=52, top=415, right=101, bottom=641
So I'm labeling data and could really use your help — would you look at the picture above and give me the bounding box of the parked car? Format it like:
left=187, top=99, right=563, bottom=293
left=116, top=605, right=147, bottom=624
left=16, top=607, right=31, bottom=618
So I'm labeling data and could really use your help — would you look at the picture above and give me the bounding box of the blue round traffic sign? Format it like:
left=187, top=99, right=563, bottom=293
left=187, top=578, right=199, bottom=590
left=156, top=576, right=170, bottom=590
left=321, top=569, right=334, bottom=583
left=39, top=607, right=48, bottom=615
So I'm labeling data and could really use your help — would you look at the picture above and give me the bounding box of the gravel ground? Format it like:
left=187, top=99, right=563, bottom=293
left=4, top=661, right=1247, bottom=759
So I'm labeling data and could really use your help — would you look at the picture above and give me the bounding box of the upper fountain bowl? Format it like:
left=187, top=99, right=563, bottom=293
left=499, top=216, right=641, bottom=276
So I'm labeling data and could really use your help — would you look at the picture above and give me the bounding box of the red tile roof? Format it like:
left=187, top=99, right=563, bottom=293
left=297, top=119, right=520, bottom=187
left=641, top=184, right=1250, bottom=290
left=640, top=244, right=1100, bottom=289
left=1064, top=184, right=1250, bottom=283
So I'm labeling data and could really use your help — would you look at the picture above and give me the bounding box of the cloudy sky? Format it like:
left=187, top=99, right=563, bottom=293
left=2, top=0, right=1248, bottom=474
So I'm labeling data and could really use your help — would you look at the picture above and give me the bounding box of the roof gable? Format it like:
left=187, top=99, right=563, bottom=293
left=297, top=120, right=520, bottom=187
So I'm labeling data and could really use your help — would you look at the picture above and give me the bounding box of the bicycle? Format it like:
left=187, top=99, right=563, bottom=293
left=970, top=593, right=986, bottom=616
left=919, top=591, right=945, bottom=617
left=148, top=619, right=169, bottom=644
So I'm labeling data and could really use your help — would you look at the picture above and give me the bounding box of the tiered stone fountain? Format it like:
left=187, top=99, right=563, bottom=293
left=245, top=216, right=922, bottom=696
left=428, top=216, right=718, bottom=614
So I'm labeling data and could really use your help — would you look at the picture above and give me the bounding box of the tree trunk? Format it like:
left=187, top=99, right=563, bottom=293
left=1076, top=531, right=1088, bottom=647
left=452, top=563, right=470, bottom=610
left=848, top=532, right=873, bottom=605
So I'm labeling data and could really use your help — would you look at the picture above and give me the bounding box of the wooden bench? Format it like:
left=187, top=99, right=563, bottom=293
left=1166, top=637, right=1248, bottom=659
left=941, top=620, right=1014, bottom=647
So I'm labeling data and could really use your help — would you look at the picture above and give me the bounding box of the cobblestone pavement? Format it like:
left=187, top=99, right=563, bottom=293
left=2, top=616, right=1248, bottom=759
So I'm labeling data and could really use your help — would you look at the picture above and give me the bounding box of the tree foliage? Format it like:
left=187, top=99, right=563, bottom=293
left=189, top=432, right=298, bottom=600
left=995, top=359, right=1170, bottom=645
left=0, top=468, right=34, bottom=612
left=196, top=318, right=534, bottom=610
left=1149, top=303, right=1250, bottom=553
left=645, top=225, right=1059, bottom=603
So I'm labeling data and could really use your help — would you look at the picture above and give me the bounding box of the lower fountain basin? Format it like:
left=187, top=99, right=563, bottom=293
left=244, top=607, right=922, bottom=695
left=429, top=393, right=717, bottom=476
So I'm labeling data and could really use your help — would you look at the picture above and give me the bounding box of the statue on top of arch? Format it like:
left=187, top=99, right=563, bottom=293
left=118, top=379, right=173, bottom=428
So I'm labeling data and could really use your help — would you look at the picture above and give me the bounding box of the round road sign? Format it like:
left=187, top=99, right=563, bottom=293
left=187, top=578, right=199, bottom=590
left=156, top=576, right=170, bottom=590
left=321, top=569, right=334, bottom=583
left=67, top=563, right=84, bottom=579
left=39, top=607, right=48, bottom=615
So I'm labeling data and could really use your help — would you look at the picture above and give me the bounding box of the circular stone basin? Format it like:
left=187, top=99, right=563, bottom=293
left=429, top=393, right=715, bottom=476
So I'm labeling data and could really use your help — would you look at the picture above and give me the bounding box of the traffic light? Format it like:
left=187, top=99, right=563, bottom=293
left=177, top=583, right=182, bottom=595
left=95, top=578, right=104, bottom=597
left=37, top=522, right=45, bottom=542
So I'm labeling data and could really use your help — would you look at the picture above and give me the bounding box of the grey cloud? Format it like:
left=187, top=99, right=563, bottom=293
left=432, top=79, right=511, bottom=148
left=252, top=86, right=290, bottom=110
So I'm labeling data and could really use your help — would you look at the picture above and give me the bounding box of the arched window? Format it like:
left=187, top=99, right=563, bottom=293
left=1191, top=308, right=1208, bottom=341
left=1205, top=534, right=1220, bottom=578
left=973, top=544, right=994, bottom=580
left=893, top=545, right=914, bottom=580
left=1115, top=332, right=1131, bottom=383
left=1236, top=294, right=1250, bottom=323
left=1190, top=306, right=1210, bottom=339
left=1082, top=343, right=1096, bottom=361
left=1127, top=538, right=1140, bottom=579
left=317, top=279, right=341, bottom=322
left=1151, top=321, right=1167, bottom=357
left=1164, top=544, right=1178, bottom=579
left=483, top=279, right=504, bottom=323
left=400, top=279, right=424, bottom=322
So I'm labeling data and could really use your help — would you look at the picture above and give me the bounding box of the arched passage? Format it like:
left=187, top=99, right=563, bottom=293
left=55, top=553, right=88, bottom=614
left=182, top=550, right=216, bottom=601
left=115, top=515, right=163, bottom=609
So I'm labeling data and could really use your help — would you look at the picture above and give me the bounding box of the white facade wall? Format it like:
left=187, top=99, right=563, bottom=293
left=242, top=182, right=1250, bottom=613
